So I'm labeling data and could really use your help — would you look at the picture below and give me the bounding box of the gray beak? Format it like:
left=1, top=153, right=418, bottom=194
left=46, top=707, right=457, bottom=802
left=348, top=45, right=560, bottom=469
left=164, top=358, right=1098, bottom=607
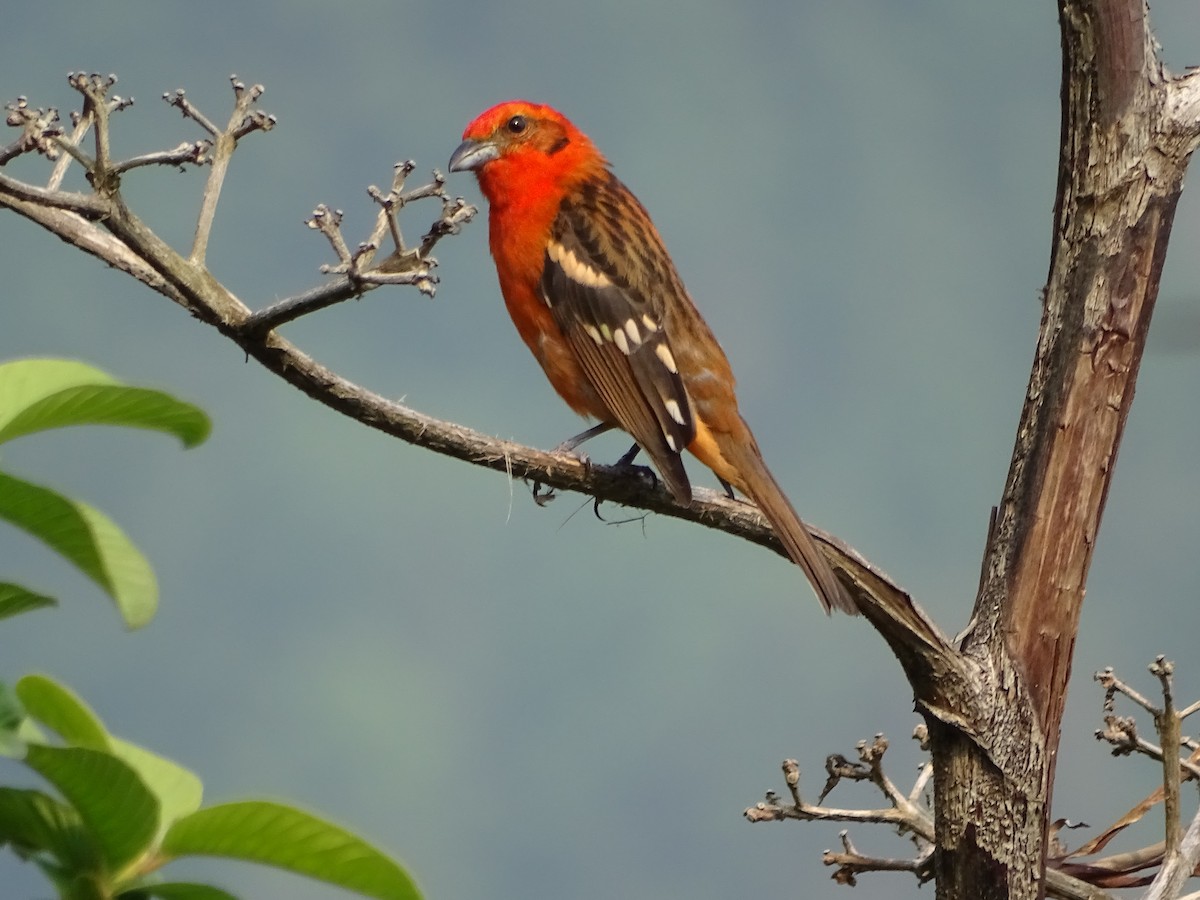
left=448, top=138, right=500, bottom=173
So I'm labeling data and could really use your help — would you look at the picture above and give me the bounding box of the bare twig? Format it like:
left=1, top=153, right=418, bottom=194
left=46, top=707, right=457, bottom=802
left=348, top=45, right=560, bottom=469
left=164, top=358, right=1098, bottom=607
left=748, top=746, right=1106, bottom=898
left=1096, top=717, right=1200, bottom=779
left=822, top=830, right=934, bottom=886
left=0, top=169, right=109, bottom=216
left=162, top=87, right=220, bottom=136
left=1145, top=804, right=1200, bottom=900
left=187, top=75, right=274, bottom=264
left=745, top=739, right=934, bottom=843
left=1096, top=666, right=1160, bottom=716
left=1150, top=657, right=1184, bottom=861
left=47, top=107, right=94, bottom=190
left=1063, top=661, right=1200, bottom=891
left=66, top=72, right=125, bottom=194
left=1, top=97, right=64, bottom=165
left=110, top=141, right=211, bottom=174
left=1094, top=665, right=1200, bottom=780
left=309, top=204, right=354, bottom=269
left=240, top=170, right=476, bottom=336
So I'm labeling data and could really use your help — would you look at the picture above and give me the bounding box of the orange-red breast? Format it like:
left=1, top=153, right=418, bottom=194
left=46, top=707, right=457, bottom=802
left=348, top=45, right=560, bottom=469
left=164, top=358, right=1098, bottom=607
left=450, top=101, right=852, bottom=615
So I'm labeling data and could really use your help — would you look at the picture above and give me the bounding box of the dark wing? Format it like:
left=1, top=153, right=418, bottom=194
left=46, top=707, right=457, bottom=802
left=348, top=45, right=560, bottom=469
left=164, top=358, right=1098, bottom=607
left=541, top=174, right=696, bottom=502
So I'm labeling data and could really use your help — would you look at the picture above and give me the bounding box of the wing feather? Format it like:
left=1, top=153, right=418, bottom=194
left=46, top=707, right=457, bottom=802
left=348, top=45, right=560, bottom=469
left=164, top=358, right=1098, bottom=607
left=540, top=174, right=696, bottom=502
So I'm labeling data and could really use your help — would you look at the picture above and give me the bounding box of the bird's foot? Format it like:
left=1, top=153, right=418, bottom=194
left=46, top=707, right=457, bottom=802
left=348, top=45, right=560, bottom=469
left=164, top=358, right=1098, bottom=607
left=610, top=442, right=659, bottom=493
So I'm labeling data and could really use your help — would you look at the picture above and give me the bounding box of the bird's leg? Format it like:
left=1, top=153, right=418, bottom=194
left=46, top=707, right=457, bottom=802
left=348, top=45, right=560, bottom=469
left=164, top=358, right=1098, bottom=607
left=533, top=423, right=615, bottom=503
left=615, top=443, right=641, bottom=467
left=554, top=427, right=658, bottom=497
left=611, top=441, right=659, bottom=493
left=553, top=422, right=614, bottom=455
left=593, top=443, right=657, bottom=520
left=718, top=477, right=736, bottom=500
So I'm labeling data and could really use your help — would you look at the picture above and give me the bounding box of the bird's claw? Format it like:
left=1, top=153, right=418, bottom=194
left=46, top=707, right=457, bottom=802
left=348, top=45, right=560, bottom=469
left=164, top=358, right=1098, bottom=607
left=531, top=479, right=556, bottom=506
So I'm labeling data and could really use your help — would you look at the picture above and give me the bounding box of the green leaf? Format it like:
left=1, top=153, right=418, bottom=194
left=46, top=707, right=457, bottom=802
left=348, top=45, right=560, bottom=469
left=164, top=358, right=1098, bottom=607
left=122, top=883, right=240, bottom=900
left=110, top=738, right=203, bottom=833
left=0, top=359, right=118, bottom=417
left=62, top=873, right=109, bottom=900
left=162, top=801, right=421, bottom=900
left=0, top=680, right=24, bottom=738
left=0, top=682, right=48, bottom=758
left=0, top=358, right=209, bottom=448
left=12, top=675, right=201, bottom=831
left=24, top=745, right=159, bottom=873
left=0, top=786, right=98, bottom=871
left=0, top=582, right=58, bottom=621
left=17, top=675, right=110, bottom=750
left=0, top=472, right=157, bottom=628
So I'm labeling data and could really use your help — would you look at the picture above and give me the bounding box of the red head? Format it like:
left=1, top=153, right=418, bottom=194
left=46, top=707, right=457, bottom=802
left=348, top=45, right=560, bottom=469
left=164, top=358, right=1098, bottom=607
left=448, top=101, right=607, bottom=207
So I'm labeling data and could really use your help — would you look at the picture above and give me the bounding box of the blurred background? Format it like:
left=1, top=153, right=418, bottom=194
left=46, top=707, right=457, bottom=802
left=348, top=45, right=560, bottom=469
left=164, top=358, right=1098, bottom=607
left=2, top=3, right=1198, bottom=898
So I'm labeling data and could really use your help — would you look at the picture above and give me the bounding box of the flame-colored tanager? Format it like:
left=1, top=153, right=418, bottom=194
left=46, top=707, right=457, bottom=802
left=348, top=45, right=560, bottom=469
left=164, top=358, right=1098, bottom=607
left=450, top=101, right=852, bottom=615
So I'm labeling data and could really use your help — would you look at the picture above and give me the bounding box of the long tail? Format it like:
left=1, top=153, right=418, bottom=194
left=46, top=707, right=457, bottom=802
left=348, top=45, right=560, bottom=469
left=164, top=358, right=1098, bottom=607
left=718, top=436, right=856, bottom=616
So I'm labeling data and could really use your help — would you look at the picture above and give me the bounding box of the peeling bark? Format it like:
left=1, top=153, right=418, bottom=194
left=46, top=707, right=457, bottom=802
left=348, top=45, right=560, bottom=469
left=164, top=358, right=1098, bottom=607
left=918, top=2, right=1200, bottom=897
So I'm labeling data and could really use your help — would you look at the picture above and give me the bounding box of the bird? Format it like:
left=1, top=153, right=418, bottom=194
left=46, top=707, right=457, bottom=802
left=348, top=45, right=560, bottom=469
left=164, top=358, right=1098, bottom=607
left=449, top=101, right=854, bottom=615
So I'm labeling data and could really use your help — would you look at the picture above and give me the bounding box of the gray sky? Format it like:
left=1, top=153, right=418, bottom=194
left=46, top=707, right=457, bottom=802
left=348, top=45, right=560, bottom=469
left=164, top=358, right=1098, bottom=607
left=3, top=3, right=1200, bottom=898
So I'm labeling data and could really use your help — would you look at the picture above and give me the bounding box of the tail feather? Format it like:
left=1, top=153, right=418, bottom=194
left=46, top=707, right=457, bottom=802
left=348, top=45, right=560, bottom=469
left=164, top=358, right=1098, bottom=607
left=731, top=447, right=855, bottom=616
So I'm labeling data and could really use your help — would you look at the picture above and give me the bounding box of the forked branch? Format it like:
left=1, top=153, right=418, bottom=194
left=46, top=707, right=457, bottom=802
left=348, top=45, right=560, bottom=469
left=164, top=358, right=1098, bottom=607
left=0, top=73, right=932, bottom=638
left=1059, top=658, right=1200, bottom=895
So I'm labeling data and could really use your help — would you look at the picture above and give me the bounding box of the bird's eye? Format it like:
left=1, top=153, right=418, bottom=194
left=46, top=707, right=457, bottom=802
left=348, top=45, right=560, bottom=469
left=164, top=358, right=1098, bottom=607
left=506, top=115, right=527, bottom=134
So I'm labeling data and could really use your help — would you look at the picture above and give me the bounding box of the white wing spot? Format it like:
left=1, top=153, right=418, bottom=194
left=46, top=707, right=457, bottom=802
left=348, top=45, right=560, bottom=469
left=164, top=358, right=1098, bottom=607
left=665, top=399, right=686, bottom=425
left=599, top=323, right=613, bottom=342
left=666, top=434, right=678, bottom=452
left=583, top=324, right=604, bottom=346
left=641, top=314, right=659, bottom=333
left=540, top=287, right=554, bottom=308
left=655, top=344, right=678, bottom=374
left=624, top=319, right=641, bottom=345
left=613, top=328, right=630, bottom=355
left=548, top=241, right=612, bottom=288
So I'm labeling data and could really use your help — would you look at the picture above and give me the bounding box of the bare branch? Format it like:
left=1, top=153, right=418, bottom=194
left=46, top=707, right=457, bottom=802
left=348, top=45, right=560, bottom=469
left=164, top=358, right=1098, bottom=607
left=1093, top=663, right=1200, bottom=779
left=0, top=193, right=186, bottom=305
left=1, top=97, right=64, bottom=164
left=110, top=141, right=212, bottom=174
left=162, top=87, right=220, bottom=136
left=238, top=276, right=363, bottom=336
left=745, top=740, right=934, bottom=842
left=746, top=742, right=1108, bottom=898
left=1058, top=661, right=1200, bottom=891
left=0, top=170, right=110, bottom=216
left=1150, top=656, right=1184, bottom=862
left=66, top=72, right=127, bottom=193
left=364, top=160, right=419, bottom=265
left=47, top=107, right=94, bottom=190
left=1096, top=666, right=1161, bottom=716
left=822, top=830, right=934, bottom=887
left=242, top=171, right=477, bottom=334
left=1144, top=805, right=1200, bottom=900
left=308, top=204, right=355, bottom=269
left=188, top=75, right=274, bottom=264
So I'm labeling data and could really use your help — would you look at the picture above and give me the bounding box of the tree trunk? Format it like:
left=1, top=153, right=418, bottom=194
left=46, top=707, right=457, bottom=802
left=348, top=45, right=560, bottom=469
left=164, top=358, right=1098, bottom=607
left=920, top=2, right=1199, bottom=896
